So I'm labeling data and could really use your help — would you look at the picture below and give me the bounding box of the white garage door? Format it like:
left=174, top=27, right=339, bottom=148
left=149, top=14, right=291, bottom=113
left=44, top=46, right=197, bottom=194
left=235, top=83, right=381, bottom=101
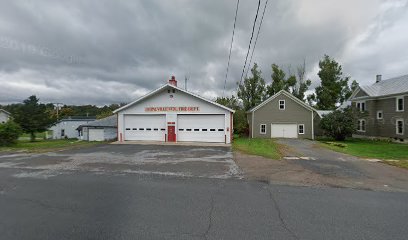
left=271, top=124, right=298, bottom=138
left=124, top=115, right=166, bottom=141
left=178, top=115, right=225, bottom=143
left=89, top=128, right=104, bottom=141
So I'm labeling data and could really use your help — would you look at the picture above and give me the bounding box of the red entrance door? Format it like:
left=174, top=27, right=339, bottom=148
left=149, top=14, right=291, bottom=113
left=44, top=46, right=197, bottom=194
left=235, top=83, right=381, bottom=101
left=168, top=125, right=176, bottom=142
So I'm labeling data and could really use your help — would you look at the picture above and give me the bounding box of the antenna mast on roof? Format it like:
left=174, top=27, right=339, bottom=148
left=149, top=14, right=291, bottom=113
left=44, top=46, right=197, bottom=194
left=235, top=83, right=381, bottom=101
left=185, top=75, right=189, bottom=91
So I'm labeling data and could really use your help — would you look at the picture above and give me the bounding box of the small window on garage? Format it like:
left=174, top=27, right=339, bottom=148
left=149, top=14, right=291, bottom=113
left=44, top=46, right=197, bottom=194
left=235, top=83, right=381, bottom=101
left=154, top=128, right=158, bottom=131
left=167, top=89, right=170, bottom=93
left=377, top=111, right=383, bottom=120
left=279, top=100, right=285, bottom=110
left=172, top=89, right=175, bottom=93
left=218, top=129, right=224, bottom=131
left=132, top=128, right=137, bottom=130
left=202, top=129, right=207, bottom=131
left=260, top=124, right=266, bottom=134
left=210, top=129, right=216, bottom=131
left=298, top=124, right=305, bottom=134
left=125, top=128, right=130, bottom=131
left=161, top=128, right=165, bottom=131
left=396, top=119, right=404, bottom=135
left=146, top=128, right=151, bottom=131
left=179, top=129, right=184, bottom=131
left=139, top=128, right=144, bottom=130
left=186, top=129, right=192, bottom=131
left=194, top=129, right=199, bottom=131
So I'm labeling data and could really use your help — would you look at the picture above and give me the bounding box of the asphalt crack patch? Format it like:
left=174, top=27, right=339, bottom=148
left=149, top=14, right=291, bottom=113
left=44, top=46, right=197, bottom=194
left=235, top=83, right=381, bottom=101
left=267, top=187, right=299, bottom=240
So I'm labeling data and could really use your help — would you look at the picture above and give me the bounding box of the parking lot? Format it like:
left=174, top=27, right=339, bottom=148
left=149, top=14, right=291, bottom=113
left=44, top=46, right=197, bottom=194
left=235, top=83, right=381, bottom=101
left=0, top=144, right=240, bottom=180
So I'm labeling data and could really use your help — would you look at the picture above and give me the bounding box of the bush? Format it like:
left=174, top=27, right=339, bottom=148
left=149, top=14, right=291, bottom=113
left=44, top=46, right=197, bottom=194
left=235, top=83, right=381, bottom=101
left=0, top=121, right=22, bottom=146
left=319, top=107, right=356, bottom=141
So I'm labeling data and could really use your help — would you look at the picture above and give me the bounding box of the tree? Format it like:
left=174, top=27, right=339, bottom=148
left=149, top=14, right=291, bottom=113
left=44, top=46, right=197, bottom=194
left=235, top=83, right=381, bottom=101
left=237, top=63, right=266, bottom=111
left=266, top=63, right=311, bottom=101
left=215, top=95, right=240, bottom=110
left=0, top=121, right=22, bottom=146
left=292, top=60, right=312, bottom=100
left=319, top=107, right=356, bottom=141
left=13, top=96, right=54, bottom=141
left=310, top=55, right=351, bottom=110
left=215, top=96, right=248, bottom=136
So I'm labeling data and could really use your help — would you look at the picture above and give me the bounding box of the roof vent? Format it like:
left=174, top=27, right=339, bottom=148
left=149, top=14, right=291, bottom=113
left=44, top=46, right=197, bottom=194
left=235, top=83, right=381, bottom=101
left=169, top=76, right=177, bottom=86
left=376, top=74, right=382, bottom=83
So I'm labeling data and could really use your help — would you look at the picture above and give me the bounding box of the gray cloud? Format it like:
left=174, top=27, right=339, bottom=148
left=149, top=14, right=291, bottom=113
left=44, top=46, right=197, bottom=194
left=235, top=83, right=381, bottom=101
left=0, top=0, right=407, bottom=105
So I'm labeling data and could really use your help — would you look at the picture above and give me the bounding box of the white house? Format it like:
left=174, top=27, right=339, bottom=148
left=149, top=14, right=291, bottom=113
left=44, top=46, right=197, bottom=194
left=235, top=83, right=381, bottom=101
left=0, top=109, right=11, bottom=123
left=49, top=116, right=96, bottom=139
left=114, top=76, right=235, bottom=144
left=77, top=115, right=117, bottom=141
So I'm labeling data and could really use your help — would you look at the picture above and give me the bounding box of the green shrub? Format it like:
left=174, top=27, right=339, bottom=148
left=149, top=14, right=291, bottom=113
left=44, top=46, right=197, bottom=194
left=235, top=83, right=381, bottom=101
left=0, top=121, right=22, bottom=146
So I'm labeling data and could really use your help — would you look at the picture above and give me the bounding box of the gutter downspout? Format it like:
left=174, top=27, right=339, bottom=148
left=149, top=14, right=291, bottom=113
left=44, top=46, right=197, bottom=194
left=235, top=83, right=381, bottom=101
left=251, top=112, right=254, bottom=138
left=311, top=111, right=315, bottom=140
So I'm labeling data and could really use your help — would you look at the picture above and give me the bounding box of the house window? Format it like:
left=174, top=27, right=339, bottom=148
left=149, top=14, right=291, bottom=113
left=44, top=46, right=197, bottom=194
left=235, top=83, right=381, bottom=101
left=396, top=119, right=404, bottom=135
left=357, top=101, right=366, bottom=111
left=396, top=97, right=404, bottom=112
left=279, top=100, right=285, bottom=110
left=357, top=119, right=366, bottom=132
left=61, top=129, right=65, bottom=136
left=260, top=124, right=266, bottom=134
left=298, top=124, right=305, bottom=134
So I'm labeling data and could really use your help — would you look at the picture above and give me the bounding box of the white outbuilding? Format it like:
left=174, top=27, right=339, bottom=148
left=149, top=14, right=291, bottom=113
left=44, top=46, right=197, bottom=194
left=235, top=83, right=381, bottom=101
left=0, top=109, right=11, bottom=123
left=114, top=76, right=234, bottom=144
left=77, top=115, right=117, bottom=141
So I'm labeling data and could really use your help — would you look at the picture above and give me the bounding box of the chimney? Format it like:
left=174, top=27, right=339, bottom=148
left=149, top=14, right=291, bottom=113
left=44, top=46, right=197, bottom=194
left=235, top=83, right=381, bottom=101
left=376, top=74, right=382, bottom=83
left=169, top=75, right=177, bottom=86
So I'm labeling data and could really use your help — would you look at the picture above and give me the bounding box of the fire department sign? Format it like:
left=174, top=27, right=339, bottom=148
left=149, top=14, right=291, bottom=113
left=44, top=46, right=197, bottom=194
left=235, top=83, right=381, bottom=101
left=144, top=106, right=200, bottom=112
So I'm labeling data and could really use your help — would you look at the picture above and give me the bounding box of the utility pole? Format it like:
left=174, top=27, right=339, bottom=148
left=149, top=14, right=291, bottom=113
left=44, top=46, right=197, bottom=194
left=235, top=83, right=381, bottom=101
left=52, top=103, right=63, bottom=120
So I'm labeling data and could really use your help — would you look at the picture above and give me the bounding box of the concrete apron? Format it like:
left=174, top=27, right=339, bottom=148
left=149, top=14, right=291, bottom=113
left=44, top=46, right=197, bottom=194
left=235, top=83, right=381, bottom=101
left=111, top=141, right=231, bottom=147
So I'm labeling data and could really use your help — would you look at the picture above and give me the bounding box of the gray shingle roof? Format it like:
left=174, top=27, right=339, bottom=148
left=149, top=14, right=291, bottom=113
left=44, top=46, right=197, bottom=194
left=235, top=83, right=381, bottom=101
left=360, top=74, right=408, bottom=97
left=79, top=115, right=117, bottom=128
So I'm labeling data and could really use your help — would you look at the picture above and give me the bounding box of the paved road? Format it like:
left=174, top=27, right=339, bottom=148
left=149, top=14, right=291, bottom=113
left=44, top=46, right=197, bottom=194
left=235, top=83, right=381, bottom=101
left=1, top=144, right=408, bottom=239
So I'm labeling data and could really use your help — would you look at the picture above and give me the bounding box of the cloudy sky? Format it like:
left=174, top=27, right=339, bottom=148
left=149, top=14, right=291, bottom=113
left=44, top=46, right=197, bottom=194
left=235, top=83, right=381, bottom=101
left=0, top=0, right=407, bottom=105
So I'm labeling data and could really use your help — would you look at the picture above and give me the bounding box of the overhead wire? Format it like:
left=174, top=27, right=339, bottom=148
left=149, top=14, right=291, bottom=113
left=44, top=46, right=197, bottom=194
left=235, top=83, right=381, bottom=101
left=223, top=0, right=240, bottom=97
left=244, top=0, right=269, bottom=79
left=238, top=0, right=261, bottom=87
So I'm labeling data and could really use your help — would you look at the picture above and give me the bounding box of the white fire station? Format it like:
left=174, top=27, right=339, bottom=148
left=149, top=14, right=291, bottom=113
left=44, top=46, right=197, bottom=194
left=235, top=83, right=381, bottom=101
left=114, top=76, right=234, bottom=144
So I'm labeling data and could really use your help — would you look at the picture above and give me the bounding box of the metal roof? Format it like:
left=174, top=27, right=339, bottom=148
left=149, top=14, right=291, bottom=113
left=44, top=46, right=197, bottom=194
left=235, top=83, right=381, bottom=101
left=359, top=74, right=408, bottom=97
left=0, top=109, right=11, bottom=115
left=79, top=115, right=117, bottom=129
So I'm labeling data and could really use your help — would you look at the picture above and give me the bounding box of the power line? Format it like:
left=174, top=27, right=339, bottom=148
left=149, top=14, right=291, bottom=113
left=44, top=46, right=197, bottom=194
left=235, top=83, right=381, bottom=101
left=223, top=0, right=240, bottom=97
left=238, top=0, right=261, bottom=87
left=244, top=0, right=269, bottom=79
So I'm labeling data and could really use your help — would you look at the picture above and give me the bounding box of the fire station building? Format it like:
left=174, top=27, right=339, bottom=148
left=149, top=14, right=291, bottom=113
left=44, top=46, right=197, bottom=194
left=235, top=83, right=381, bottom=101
left=114, top=76, right=234, bottom=144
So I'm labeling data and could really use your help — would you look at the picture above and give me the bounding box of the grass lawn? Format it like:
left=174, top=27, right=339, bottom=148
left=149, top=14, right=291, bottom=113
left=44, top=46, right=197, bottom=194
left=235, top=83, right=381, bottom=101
left=233, top=138, right=282, bottom=160
left=0, top=139, right=103, bottom=153
left=319, top=138, right=408, bottom=169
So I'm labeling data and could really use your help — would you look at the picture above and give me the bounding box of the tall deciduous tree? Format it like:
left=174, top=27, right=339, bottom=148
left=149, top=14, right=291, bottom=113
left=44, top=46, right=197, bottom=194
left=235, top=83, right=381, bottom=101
left=310, top=55, right=351, bottom=110
left=237, top=63, right=266, bottom=111
left=215, top=95, right=240, bottom=110
left=13, top=95, right=54, bottom=141
left=266, top=63, right=311, bottom=101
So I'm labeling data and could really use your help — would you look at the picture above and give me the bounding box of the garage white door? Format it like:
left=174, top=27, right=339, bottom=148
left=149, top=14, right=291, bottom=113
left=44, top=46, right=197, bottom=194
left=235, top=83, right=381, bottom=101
left=89, top=128, right=104, bottom=141
left=271, top=124, right=298, bottom=138
left=124, top=115, right=166, bottom=141
left=178, top=115, right=225, bottom=143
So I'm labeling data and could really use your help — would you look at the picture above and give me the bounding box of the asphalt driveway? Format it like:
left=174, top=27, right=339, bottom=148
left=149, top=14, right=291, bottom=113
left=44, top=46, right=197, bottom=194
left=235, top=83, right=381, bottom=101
left=0, top=144, right=240, bottom=180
